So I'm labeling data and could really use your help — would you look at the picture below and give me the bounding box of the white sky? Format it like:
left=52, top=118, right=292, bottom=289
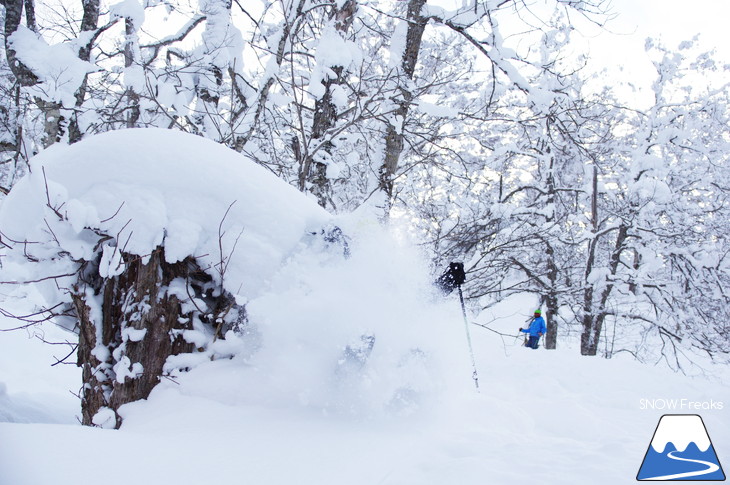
left=606, top=0, right=730, bottom=54
left=433, top=0, right=730, bottom=103
left=581, top=0, right=730, bottom=80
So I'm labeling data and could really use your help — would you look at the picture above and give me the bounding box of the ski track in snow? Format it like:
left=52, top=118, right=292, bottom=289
left=641, top=450, right=720, bottom=480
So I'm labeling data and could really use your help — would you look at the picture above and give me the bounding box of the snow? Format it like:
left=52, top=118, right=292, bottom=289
left=0, top=291, right=79, bottom=426
left=98, top=243, right=124, bottom=278
left=417, top=100, right=459, bottom=117
left=0, top=128, right=330, bottom=302
left=91, top=407, right=117, bottom=428
left=1, top=287, right=729, bottom=484
left=422, top=3, right=482, bottom=27
left=123, top=64, right=146, bottom=92
left=389, top=20, right=409, bottom=69
left=109, top=0, right=146, bottom=26
left=8, top=26, right=97, bottom=107
left=308, top=25, right=361, bottom=99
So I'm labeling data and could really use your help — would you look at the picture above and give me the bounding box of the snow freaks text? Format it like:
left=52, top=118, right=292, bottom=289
left=639, top=399, right=724, bottom=411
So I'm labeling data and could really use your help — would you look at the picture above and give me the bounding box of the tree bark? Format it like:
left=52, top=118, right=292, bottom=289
left=3, top=0, right=39, bottom=86
left=37, top=99, right=64, bottom=148
left=2, top=0, right=68, bottom=147
left=299, top=0, right=357, bottom=208
left=544, top=152, right=558, bottom=349
left=68, top=0, right=100, bottom=144
left=581, top=165, right=600, bottom=356
left=580, top=164, right=629, bottom=356
left=544, top=248, right=559, bottom=349
left=124, top=17, right=140, bottom=128
left=379, top=0, right=428, bottom=216
left=74, top=248, right=198, bottom=428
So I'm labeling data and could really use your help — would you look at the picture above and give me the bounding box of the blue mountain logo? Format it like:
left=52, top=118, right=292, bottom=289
left=637, top=414, right=726, bottom=481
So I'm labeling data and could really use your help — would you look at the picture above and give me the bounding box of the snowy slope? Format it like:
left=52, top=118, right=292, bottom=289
left=1, top=293, right=728, bottom=485
left=0, top=293, right=79, bottom=425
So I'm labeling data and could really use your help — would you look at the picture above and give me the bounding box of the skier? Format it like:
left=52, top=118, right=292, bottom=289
left=519, top=309, right=546, bottom=349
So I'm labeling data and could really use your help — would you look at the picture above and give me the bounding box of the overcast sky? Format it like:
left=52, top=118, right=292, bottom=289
left=609, top=0, right=730, bottom=52
left=585, top=0, right=730, bottom=74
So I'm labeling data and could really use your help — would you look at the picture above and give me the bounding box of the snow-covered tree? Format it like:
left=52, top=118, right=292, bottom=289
left=0, top=129, right=330, bottom=427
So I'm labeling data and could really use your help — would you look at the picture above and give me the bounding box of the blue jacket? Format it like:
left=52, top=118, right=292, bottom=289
left=522, top=316, right=546, bottom=337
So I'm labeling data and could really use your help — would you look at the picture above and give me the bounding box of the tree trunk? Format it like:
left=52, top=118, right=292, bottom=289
left=580, top=164, right=629, bottom=356
left=3, top=0, right=39, bottom=86
left=73, top=247, right=197, bottom=428
left=544, top=152, right=558, bottom=349
left=124, top=17, right=140, bottom=128
left=36, top=98, right=64, bottom=147
left=544, top=267, right=559, bottom=349
left=68, top=0, right=100, bottom=144
left=581, top=165, right=599, bottom=356
left=581, top=285, right=598, bottom=356
left=593, top=223, right=629, bottom=356
left=300, top=0, right=357, bottom=208
left=379, top=0, right=428, bottom=216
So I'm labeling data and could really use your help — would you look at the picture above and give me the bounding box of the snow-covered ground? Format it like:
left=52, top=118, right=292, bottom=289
left=1, top=296, right=728, bottom=485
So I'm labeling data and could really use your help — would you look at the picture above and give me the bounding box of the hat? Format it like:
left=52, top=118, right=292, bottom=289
left=534, top=309, right=542, bottom=315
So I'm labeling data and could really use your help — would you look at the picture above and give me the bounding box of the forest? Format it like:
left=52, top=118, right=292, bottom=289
left=0, top=0, right=728, bottom=371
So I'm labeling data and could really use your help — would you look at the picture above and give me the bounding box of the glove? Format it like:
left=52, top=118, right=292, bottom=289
left=518, top=328, right=523, bottom=332
left=538, top=332, right=543, bottom=337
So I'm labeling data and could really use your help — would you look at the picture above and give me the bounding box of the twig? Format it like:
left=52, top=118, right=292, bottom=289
left=472, top=320, right=522, bottom=338
left=0, top=272, right=78, bottom=286
left=99, top=201, right=125, bottom=224
left=215, top=200, right=243, bottom=285
left=42, top=166, right=64, bottom=220
left=51, top=344, right=79, bottom=366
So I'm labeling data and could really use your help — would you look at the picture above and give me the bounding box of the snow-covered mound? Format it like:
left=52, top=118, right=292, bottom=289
left=0, top=128, right=330, bottom=301
left=0, top=127, right=472, bottom=417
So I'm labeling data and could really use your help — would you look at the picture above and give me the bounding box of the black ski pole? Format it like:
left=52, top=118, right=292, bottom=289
left=438, top=262, right=479, bottom=391
left=457, top=283, right=480, bottom=391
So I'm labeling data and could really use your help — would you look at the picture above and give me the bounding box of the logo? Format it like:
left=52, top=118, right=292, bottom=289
left=637, top=414, right=726, bottom=481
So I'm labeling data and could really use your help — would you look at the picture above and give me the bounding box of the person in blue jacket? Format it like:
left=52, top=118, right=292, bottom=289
left=520, top=309, right=546, bottom=349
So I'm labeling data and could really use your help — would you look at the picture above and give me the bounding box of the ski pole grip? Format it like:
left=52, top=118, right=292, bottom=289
left=449, top=262, right=466, bottom=286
